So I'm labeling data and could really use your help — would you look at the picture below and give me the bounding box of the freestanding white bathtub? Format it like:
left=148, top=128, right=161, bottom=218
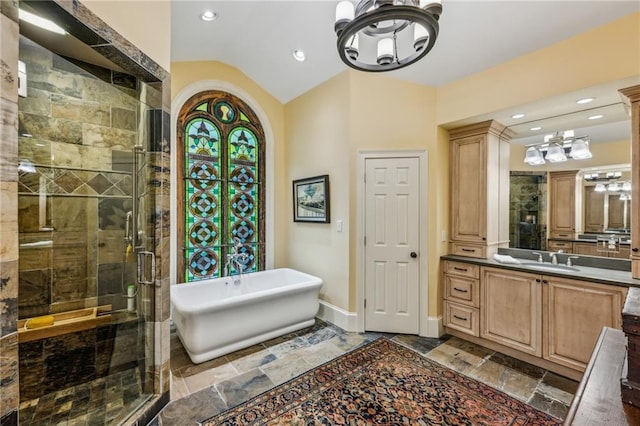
left=171, top=268, right=323, bottom=364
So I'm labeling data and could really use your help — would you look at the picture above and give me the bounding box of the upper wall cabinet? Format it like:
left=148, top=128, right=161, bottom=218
left=449, top=120, right=515, bottom=258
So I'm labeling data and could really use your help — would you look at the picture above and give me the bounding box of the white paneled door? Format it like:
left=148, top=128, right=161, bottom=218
left=364, top=157, right=420, bottom=334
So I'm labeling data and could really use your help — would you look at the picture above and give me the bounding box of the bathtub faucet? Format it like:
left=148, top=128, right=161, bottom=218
left=224, top=238, right=248, bottom=282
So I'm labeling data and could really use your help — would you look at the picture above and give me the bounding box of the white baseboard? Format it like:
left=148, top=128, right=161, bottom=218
left=424, top=316, right=444, bottom=338
left=317, top=300, right=358, bottom=332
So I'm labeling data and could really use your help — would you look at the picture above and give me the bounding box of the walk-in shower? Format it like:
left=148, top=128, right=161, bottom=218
left=16, top=32, right=157, bottom=424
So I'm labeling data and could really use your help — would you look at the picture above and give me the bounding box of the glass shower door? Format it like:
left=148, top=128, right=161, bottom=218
left=17, top=34, right=155, bottom=425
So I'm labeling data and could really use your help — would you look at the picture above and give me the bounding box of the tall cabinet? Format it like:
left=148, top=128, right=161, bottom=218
left=449, top=120, right=515, bottom=258
left=620, top=85, right=640, bottom=278
left=548, top=170, right=581, bottom=240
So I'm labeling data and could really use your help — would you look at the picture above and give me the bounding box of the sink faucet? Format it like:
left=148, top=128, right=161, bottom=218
left=550, top=249, right=564, bottom=265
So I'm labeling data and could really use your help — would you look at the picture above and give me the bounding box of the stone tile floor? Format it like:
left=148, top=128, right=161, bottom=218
left=18, top=368, right=150, bottom=426
left=152, top=319, right=578, bottom=425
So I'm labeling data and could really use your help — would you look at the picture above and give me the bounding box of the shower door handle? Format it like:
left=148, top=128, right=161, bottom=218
left=137, top=251, right=156, bottom=285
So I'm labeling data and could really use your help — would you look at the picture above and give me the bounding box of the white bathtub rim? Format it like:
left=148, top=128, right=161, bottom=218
left=171, top=268, right=323, bottom=314
left=178, top=318, right=316, bottom=364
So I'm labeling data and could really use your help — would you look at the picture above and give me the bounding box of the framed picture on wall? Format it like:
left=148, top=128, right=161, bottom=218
left=292, top=175, right=330, bottom=223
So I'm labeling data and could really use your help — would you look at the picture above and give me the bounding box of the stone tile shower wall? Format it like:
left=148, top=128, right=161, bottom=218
left=0, top=1, right=20, bottom=424
left=0, top=0, right=171, bottom=424
left=509, top=173, right=547, bottom=251
left=17, top=36, right=138, bottom=318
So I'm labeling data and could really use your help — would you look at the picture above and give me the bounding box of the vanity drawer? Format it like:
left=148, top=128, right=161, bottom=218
left=548, top=240, right=573, bottom=252
left=450, top=243, right=486, bottom=258
left=444, top=261, right=479, bottom=279
left=444, top=275, right=479, bottom=307
left=444, top=301, right=479, bottom=337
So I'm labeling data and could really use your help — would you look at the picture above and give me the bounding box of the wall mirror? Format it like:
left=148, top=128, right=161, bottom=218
left=505, top=76, right=638, bottom=259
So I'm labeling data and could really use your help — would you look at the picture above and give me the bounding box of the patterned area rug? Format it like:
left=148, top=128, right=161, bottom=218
left=203, top=338, right=561, bottom=425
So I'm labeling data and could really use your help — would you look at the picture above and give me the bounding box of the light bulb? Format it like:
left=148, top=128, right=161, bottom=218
left=414, top=24, right=428, bottom=51
left=377, top=38, right=394, bottom=65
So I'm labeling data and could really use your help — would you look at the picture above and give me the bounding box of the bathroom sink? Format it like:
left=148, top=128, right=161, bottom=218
left=520, top=262, right=580, bottom=272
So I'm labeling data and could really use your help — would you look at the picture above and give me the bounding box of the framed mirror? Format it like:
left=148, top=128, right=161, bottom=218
left=506, top=77, right=637, bottom=259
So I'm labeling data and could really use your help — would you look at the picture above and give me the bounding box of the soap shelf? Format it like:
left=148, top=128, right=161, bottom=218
left=18, top=305, right=112, bottom=343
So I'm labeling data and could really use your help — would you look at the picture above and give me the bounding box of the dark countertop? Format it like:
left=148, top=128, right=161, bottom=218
left=441, top=253, right=640, bottom=288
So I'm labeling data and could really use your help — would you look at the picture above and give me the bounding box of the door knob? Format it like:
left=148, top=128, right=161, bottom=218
left=410, top=252, right=418, bottom=258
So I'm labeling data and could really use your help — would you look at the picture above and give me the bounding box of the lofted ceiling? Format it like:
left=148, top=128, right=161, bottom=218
left=171, top=1, right=640, bottom=146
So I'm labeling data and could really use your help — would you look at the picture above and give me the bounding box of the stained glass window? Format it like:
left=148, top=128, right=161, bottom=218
left=178, top=91, right=265, bottom=282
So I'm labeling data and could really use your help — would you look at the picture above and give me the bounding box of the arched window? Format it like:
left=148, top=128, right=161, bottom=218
left=177, top=91, right=265, bottom=282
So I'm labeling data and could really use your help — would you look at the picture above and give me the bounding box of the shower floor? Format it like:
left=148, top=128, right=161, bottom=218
left=18, top=368, right=150, bottom=426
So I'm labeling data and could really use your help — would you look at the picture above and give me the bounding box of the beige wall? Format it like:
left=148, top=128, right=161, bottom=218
left=348, top=72, right=444, bottom=316
left=437, top=12, right=640, bottom=126
left=285, top=73, right=351, bottom=309
left=81, top=0, right=171, bottom=71
left=170, top=61, right=288, bottom=268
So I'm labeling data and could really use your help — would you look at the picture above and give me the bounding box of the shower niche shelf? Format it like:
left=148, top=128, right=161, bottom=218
left=18, top=305, right=112, bottom=343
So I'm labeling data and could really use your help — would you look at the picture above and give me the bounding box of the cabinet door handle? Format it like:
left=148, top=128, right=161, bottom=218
left=453, top=315, right=468, bottom=321
left=633, top=248, right=639, bottom=253
left=535, top=279, right=541, bottom=283
left=542, top=280, right=548, bottom=284
left=453, top=267, right=468, bottom=272
left=453, top=287, right=468, bottom=293
left=461, top=248, right=475, bottom=252
left=559, top=234, right=569, bottom=237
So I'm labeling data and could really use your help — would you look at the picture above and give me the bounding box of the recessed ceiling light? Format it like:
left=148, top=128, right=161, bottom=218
left=530, top=126, right=542, bottom=131
left=201, top=10, right=218, bottom=21
left=588, top=114, right=604, bottom=120
left=292, top=49, right=306, bottom=62
left=576, top=97, right=595, bottom=104
left=511, top=113, right=525, bottom=119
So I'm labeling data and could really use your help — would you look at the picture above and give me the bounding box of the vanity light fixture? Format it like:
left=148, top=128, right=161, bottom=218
left=523, top=131, right=592, bottom=165
left=19, top=9, right=66, bottom=35
left=576, top=97, right=595, bottom=104
left=334, top=0, right=443, bottom=72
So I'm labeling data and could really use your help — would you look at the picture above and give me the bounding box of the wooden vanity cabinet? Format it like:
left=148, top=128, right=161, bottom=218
left=449, top=121, right=514, bottom=258
left=543, top=276, right=627, bottom=371
left=442, top=259, right=629, bottom=376
left=443, top=261, right=480, bottom=336
left=481, top=268, right=542, bottom=356
left=548, top=170, right=580, bottom=239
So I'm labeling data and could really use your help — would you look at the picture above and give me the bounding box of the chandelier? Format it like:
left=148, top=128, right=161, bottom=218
left=523, top=131, right=592, bottom=166
left=334, top=0, right=443, bottom=72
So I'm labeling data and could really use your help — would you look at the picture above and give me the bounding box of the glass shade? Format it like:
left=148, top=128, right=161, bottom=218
left=524, top=146, right=545, bottom=165
left=622, top=181, right=632, bottom=191
left=569, top=138, right=592, bottom=159
left=594, top=183, right=606, bottom=192
left=608, top=182, right=620, bottom=192
left=336, top=1, right=355, bottom=23
left=545, top=142, right=567, bottom=163
left=377, top=38, right=394, bottom=65
left=414, top=23, right=428, bottom=50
